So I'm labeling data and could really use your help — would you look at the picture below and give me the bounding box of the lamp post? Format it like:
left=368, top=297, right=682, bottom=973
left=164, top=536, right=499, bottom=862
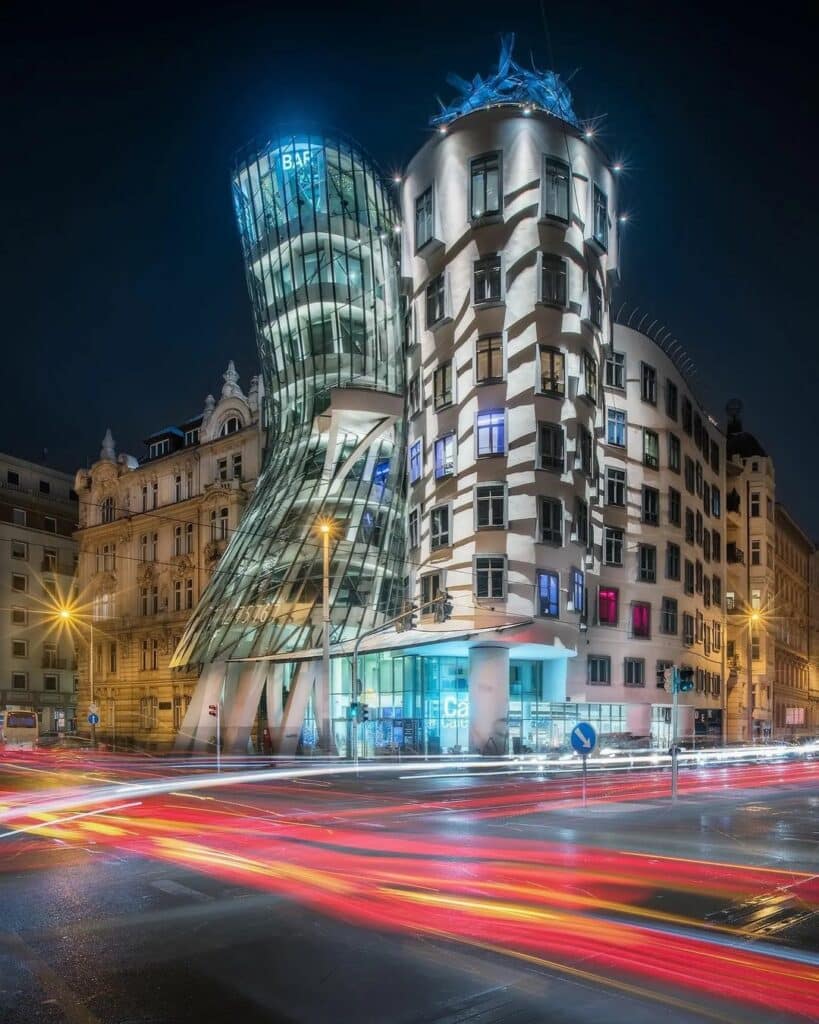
left=317, top=518, right=333, bottom=753
left=747, top=610, right=760, bottom=744
left=59, top=607, right=96, bottom=749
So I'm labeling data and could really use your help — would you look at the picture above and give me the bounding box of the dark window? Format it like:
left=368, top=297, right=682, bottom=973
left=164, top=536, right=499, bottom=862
left=538, top=571, right=559, bottom=618
left=682, top=396, right=693, bottom=435
left=475, top=556, right=506, bottom=599
left=668, top=487, right=681, bottom=526
left=661, top=597, right=678, bottom=634
left=577, top=425, right=593, bottom=476
left=425, top=273, right=445, bottom=327
left=666, top=542, right=681, bottom=580
left=470, top=153, right=501, bottom=219
left=540, top=497, right=562, bottom=545
left=541, top=255, right=567, bottom=307
left=539, top=422, right=564, bottom=471
left=606, top=467, right=626, bottom=506
left=543, top=157, right=570, bottom=220
left=476, top=484, right=505, bottom=528
left=589, top=279, right=603, bottom=328
left=684, top=560, right=694, bottom=595
left=430, top=506, right=450, bottom=549
left=643, top=429, right=659, bottom=469
left=668, top=433, right=681, bottom=473
left=641, top=363, right=657, bottom=404
left=592, top=184, right=608, bottom=248
left=574, top=498, right=588, bottom=546
left=638, top=545, right=656, bottom=583
left=582, top=352, right=598, bottom=402
left=605, top=351, right=625, bottom=389
left=474, top=256, right=502, bottom=304
left=684, top=456, right=695, bottom=494
left=588, top=656, right=611, bottom=685
left=604, top=528, right=623, bottom=566
left=665, top=380, right=678, bottom=420
left=710, top=440, right=720, bottom=474
left=624, top=658, right=646, bottom=686
left=415, top=187, right=433, bottom=249
left=433, top=362, right=453, bottom=409
left=642, top=486, right=660, bottom=525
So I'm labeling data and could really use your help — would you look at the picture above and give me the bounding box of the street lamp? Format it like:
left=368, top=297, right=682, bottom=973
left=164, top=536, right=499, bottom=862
left=747, top=609, right=761, bottom=744
left=58, top=605, right=96, bottom=749
left=316, top=517, right=335, bottom=752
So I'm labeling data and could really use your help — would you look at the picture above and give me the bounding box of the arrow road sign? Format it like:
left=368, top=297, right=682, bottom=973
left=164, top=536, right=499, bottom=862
left=570, top=721, right=597, bottom=755
left=88, top=713, right=100, bottom=725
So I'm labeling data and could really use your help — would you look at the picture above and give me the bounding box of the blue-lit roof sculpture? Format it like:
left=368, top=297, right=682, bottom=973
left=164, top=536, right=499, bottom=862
left=431, top=33, right=579, bottom=130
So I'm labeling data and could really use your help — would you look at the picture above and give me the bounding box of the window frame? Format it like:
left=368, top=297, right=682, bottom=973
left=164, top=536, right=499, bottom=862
left=538, top=346, right=565, bottom=397
left=475, top=483, right=507, bottom=530
left=540, top=254, right=568, bottom=308
left=473, top=254, right=503, bottom=306
left=415, top=185, right=434, bottom=251
left=470, top=151, right=502, bottom=221
left=542, top=156, right=571, bottom=222
left=475, top=334, right=504, bottom=384
left=537, top=570, right=560, bottom=618
left=475, top=409, right=506, bottom=457
left=539, top=496, right=563, bottom=546
left=474, top=555, right=507, bottom=600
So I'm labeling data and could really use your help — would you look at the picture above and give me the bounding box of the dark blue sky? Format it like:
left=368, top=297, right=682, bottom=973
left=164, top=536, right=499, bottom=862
left=2, top=1, right=816, bottom=534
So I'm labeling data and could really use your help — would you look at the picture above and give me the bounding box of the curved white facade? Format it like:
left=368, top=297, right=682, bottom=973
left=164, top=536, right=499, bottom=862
left=401, top=107, right=619, bottom=733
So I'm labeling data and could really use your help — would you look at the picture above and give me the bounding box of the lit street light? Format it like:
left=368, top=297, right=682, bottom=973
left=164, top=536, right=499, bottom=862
left=57, top=604, right=96, bottom=749
left=316, top=517, right=335, bottom=752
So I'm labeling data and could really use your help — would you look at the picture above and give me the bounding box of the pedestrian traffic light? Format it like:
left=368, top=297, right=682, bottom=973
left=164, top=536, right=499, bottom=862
left=360, top=703, right=370, bottom=723
left=349, top=702, right=359, bottom=720
left=435, top=590, right=453, bottom=622
left=678, top=667, right=695, bottom=692
left=396, top=601, right=418, bottom=632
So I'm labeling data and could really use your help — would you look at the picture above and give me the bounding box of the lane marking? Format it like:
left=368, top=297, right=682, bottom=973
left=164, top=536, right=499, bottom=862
left=0, top=801, right=142, bottom=839
left=150, top=878, right=214, bottom=902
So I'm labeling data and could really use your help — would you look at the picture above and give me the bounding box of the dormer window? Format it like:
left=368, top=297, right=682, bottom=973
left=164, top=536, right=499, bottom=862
left=219, top=416, right=241, bottom=437
left=149, top=438, right=170, bottom=459
left=184, top=427, right=200, bottom=447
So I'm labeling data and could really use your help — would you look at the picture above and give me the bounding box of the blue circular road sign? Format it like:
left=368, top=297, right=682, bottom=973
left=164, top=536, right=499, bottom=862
left=570, top=721, right=597, bottom=755
left=88, top=713, right=100, bottom=725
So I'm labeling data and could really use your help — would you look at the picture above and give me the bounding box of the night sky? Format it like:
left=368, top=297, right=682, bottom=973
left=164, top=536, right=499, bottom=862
left=2, top=1, right=816, bottom=534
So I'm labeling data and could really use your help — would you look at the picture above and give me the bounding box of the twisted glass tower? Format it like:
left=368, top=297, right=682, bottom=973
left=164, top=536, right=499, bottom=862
left=172, top=133, right=406, bottom=677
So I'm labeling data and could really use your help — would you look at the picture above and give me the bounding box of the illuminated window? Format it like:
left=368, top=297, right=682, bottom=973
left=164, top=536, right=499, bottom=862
left=631, top=602, right=651, bottom=638
left=607, top=409, right=626, bottom=447
left=409, top=440, right=423, bottom=484
left=538, top=571, right=559, bottom=618
left=598, top=587, right=618, bottom=625
left=592, top=184, right=608, bottom=249
left=539, top=347, right=565, bottom=395
left=476, top=335, right=503, bottom=383
left=434, top=435, right=455, bottom=480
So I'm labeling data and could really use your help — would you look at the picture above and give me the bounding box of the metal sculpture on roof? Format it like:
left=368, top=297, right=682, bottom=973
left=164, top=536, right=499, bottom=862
left=431, top=33, right=579, bottom=129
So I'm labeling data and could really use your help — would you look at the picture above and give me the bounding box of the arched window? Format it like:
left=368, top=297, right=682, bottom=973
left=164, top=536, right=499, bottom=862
left=219, top=416, right=242, bottom=437
left=100, top=497, right=115, bottom=524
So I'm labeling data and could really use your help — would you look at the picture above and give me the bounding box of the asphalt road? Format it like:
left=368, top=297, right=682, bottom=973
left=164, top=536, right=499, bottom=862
left=1, top=752, right=818, bottom=1023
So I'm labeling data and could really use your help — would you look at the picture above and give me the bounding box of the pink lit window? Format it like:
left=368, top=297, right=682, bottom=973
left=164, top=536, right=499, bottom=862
left=598, top=588, right=618, bottom=625
left=632, top=602, right=651, bottom=638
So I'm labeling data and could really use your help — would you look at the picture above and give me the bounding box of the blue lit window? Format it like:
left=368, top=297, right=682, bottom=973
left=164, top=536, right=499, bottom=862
left=607, top=409, right=626, bottom=447
left=434, top=435, right=455, bottom=479
left=476, top=410, right=505, bottom=456
left=538, top=571, right=559, bottom=618
left=373, top=459, right=390, bottom=488
left=593, top=185, right=608, bottom=250
left=409, top=440, right=422, bottom=484
left=571, top=568, right=584, bottom=613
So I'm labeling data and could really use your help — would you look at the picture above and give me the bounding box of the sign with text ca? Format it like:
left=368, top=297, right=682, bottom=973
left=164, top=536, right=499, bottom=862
left=273, top=140, right=325, bottom=217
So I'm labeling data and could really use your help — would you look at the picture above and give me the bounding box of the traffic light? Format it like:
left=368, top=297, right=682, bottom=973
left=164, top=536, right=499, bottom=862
left=349, top=702, right=359, bottom=720
left=435, top=590, right=454, bottom=622
left=678, top=667, right=695, bottom=692
left=360, top=703, right=370, bottom=723
left=396, top=601, right=418, bottom=632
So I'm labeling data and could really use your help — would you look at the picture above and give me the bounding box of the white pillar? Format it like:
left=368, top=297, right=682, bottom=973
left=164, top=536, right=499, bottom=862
left=174, top=662, right=227, bottom=752
left=221, top=661, right=268, bottom=753
left=275, top=661, right=314, bottom=755
left=468, top=646, right=509, bottom=756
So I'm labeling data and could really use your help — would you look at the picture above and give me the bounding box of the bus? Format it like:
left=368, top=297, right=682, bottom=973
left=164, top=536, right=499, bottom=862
left=1, top=708, right=39, bottom=750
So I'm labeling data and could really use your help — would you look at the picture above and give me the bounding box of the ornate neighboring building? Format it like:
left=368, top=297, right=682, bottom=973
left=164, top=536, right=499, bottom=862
left=73, top=363, right=264, bottom=748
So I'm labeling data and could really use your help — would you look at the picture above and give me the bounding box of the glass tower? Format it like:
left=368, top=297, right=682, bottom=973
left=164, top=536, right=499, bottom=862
left=172, top=132, right=406, bottom=671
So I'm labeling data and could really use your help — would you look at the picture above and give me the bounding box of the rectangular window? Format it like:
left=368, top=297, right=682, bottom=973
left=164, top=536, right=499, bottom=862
left=476, top=410, right=505, bottom=456
left=640, top=363, right=657, bottom=404
left=11, top=539, right=27, bottom=560
left=475, top=556, right=506, bottom=599
left=217, top=457, right=228, bottom=481
left=643, top=429, right=659, bottom=469
left=476, top=335, right=503, bottom=383
left=12, top=573, right=27, bottom=593
left=430, top=506, right=450, bottom=550
left=538, top=422, right=564, bottom=471
left=604, top=527, right=623, bottom=566
left=570, top=568, right=585, bottom=613
left=474, top=256, right=502, bottom=304
left=540, top=497, right=563, bottom=545
left=421, top=572, right=442, bottom=609
left=12, top=507, right=27, bottom=526
left=541, top=255, right=567, bottom=307
left=668, top=433, right=681, bottom=472
left=185, top=427, right=200, bottom=446
left=538, top=571, right=559, bottom=618
left=543, top=157, right=570, bottom=220
left=665, top=380, right=678, bottom=420
left=682, top=396, right=693, bottom=435
left=470, top=153, right=501, bottom=219
left=408, top=370, right=422, bottom=415
left=703, top=529, right=711, bottom=561
left=434, top=435, right=455, bottom=480
left=574, top=498, right=588, bottom=546
left=12, top=639, right=27, bottom=658
left=582, top=352, right=598, bottom=402
left=666, top=542, right=681, bottom=580
left=408, top=507, right=419, bottom=549
left=624, top=658, right=645, bottom=687
left=11, top=607, right=27, bottom=625
left=642, top=486, right=659, bottom=525
left=711, top=440, right=720, bottom=474
left=174, top=579, right=182, bottom=612
left=631, top=602, right=651, bottom=638
left=588, top=656, right=611, bottom=686
left=476, top=484, right=506, bottom=529
left=605, top=350, right=625, bottom=389
left=415, top=186, right=433, bottom=249
left=684, top=560, right=694, bottom=595
left=606, top=467, right=626, bottom=506
left=598, top=587, right=619, bottom=625
left=409, top=440, right=422, bottom=484
left=44, top=515, right=57, bottom=533
left=433, top=361, right=453, bottom=409
left=607, top=408, right=626, bottom=447
left=7, top=470, right=19, bottom=486
left=661, top=596, right=678, bottom=634
left=539, top=346, right=565, bottom=396
left=638, top=545, right=656, bottom=583
left=713, top=622, right=722, bottom=652
left=425, top=273, right=446, bottom=327
left=11, top=672, right=27, bottom=690
left=751, top=540, right=761, bottom=565
left=577, top=425, right=593, bottom=476
left=750, top=492, right=760, bottom=517
left=683, top=613, right=695, bottom=646
left=685, top=508, right=695, bottom=543
left=712, top=575, right=722, bottom=606
left=44, top=674, right=58, bottom=693
left=589, top=279, right=603, bottom=328
left=711, top=487, right=721, bottom=518
left=592, top=184, right=608, bottom=248
left=232, top=453, right=242, bottom=479
left=669, top=487, right=681, bottom=526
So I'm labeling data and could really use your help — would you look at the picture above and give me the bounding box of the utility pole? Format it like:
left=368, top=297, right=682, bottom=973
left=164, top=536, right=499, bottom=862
left=89, top=619, right=96, bottom=750
left=320, top=520, right=332, bottom=753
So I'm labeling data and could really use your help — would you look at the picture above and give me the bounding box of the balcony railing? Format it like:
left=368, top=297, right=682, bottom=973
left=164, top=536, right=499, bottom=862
left=727, top=545, right=744, bottom=564
left=41, top=656, right=68, bottom=670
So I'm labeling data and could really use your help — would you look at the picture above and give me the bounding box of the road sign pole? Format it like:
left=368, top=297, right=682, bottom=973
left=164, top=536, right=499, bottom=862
left=671, top=668, right=679, bottom=802
left=216, top=699, right=221, bottom=775
left=582, top=754, right=587, bottom=809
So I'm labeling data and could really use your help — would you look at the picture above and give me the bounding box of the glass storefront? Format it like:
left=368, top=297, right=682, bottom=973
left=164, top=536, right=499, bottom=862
left=308, top=651, right=652, bottom=755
